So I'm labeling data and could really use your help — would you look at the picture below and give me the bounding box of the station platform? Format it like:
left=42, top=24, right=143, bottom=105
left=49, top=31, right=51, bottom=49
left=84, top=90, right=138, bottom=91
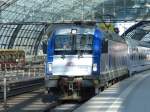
left=73, top=70, right=150, bottom=112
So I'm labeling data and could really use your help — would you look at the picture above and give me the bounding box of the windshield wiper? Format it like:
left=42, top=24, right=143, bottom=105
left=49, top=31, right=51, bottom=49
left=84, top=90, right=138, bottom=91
left=61, top=54, right=65, bottom=59
left=78, top=50, right=83, bottom=59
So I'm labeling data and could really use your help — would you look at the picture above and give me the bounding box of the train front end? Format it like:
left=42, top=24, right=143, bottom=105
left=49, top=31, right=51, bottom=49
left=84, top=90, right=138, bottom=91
left=45, top=25, right=102, bottom=100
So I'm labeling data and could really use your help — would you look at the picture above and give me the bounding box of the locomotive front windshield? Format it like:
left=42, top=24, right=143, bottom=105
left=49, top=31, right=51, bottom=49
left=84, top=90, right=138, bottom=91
left=54, top=34, right=93, bottom=55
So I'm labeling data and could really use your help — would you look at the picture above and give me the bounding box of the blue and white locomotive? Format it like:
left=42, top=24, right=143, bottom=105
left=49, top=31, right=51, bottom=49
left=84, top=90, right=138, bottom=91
left=45, top=22, right=129, bottom=100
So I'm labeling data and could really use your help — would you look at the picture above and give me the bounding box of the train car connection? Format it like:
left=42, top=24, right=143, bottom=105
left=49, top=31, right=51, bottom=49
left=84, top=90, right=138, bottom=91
left=0, top=49, right=25, bottom=70
left=44, top=22, right=130, bottom=101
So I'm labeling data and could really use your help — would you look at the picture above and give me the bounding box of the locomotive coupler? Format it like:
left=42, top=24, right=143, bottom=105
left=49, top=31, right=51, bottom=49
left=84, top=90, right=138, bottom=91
left=68, top=81, right=74, bottom=91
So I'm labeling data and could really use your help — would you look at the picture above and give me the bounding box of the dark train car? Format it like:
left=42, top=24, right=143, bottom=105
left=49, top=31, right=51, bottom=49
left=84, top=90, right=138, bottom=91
left=0, top=49, right=25, bottom=70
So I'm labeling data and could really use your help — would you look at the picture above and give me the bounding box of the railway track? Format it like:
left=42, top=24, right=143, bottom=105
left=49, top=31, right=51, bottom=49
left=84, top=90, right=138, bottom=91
left=44, top=100, right=85, bottom=112
left=0, top=87, right=73, bottom=112
left=0, top=77, right=44, bottom=100
left=0, top=88, right=49, bottom=112
left=48, top=103, right=81, bottom=112
left=0, top=78, right=63, bottom=112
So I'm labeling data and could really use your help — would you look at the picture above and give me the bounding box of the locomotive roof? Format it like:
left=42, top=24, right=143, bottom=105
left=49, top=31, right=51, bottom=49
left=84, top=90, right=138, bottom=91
left=53, top=24, right=125, bottom=43
left=54, top=24, right=96, bottom=35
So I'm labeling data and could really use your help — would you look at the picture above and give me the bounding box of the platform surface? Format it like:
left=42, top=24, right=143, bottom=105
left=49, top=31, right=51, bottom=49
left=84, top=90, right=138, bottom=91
left=73, top=70, right=150, bottom=112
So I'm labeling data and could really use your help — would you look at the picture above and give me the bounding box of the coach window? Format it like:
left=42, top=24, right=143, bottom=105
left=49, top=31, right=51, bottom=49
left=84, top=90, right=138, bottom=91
left=141, top=54, right=143, bottom=60
left=119, top=57, right=121, bottom=66
left=143, top=54, right=146, bottom=60
left=139, top=54, right=141, bottom=60
left=132, top=54, right=135, bottom=60
left=134, top=54, right=136, bottom=61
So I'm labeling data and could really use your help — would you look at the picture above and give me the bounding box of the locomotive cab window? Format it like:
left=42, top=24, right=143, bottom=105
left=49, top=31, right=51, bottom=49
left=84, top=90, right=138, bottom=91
left=54, top=34, right=93, bottom=55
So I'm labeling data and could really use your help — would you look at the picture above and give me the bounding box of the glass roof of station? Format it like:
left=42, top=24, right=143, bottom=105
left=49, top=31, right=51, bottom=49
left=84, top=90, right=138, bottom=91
left=0, top=0, right=149, bottom=55
left=0, top=0, right=149, bottom=23
left=0, top=23, right=47, bottom=55
left=123, top=21, right=150, bottom=47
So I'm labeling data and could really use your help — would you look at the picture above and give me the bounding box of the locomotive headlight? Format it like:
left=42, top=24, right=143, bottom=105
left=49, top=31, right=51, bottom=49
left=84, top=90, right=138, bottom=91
left=71, top=29, right=77, bottom=34
left=93, top=64, right=97, bottom=71
left=48, top=63, right=52, bottom=72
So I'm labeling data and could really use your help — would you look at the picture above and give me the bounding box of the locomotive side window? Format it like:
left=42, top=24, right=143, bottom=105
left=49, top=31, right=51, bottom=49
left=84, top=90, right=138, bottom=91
left=102, top=40, right=108, bottom=53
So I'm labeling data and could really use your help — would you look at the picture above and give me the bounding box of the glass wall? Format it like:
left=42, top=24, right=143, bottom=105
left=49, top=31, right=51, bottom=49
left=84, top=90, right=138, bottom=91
left=0, top=24, right=46, bottom=55
left=0, top=0, right=149, bottom=23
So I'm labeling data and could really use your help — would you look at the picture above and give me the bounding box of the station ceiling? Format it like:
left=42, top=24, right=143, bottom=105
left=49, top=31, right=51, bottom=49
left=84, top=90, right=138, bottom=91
left=0, top=0, right=149, bottom=23
left=123, top=21, right=150, bottom=43
left=0, top=0, right=149, bottom=55
left=0, top=23, right=48, bottom=55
